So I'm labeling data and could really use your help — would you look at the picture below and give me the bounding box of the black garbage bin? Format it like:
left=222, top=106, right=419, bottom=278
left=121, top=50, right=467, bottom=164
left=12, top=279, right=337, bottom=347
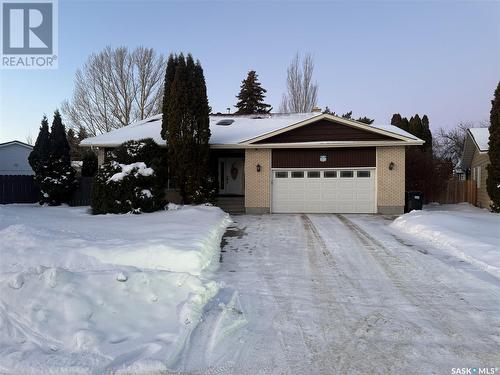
left=405, top=191, right=424, bottom=213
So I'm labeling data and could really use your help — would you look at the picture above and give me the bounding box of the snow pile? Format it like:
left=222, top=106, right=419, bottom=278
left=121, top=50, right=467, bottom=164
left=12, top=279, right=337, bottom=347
left=107, top=161, right=154, bottom=183
left=391, top=204, right=500, bottom=277
left=0, top=204, right=231, bottom=373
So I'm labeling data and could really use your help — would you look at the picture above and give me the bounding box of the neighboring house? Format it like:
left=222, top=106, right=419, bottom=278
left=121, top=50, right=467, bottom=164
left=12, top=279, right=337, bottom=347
left=0, top=141, right=34, bottom=175
left=81, top=113, right=423, bottom=214
left=460, top=127, right=491, bottom=209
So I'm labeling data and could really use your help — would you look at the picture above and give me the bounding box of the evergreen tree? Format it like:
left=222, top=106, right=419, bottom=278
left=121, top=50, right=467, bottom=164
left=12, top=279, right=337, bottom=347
left=341, top=111, right=353, bottom=119
left=357, top=116, right=374, bottom=125
left=28, top=115, right=51, bottom=175
left=487, top=81, right=500, bottom=212
left=44, top=110, right=76, bottom=205
left=161, top=54, right=178, bottom=140
left=161, top=53, right=212, bottom=202
left=235, top=71, right=271, bottom=115
left=408, top=114, right=423, bottom=139
left=421, top=115, right=433, bottom=153
left=391, top=113, right=403, bottom=127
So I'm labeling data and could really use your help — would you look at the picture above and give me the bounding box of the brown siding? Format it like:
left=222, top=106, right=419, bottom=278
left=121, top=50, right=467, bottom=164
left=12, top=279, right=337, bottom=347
left=272, top=148, right=376, bottom=168
left=255, top=119, right=394, bottom=144
left=470, top=148, right=491, bottom=209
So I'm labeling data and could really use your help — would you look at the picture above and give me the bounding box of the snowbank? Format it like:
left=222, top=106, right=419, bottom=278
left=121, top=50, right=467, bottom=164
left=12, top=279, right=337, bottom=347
left=391, top=204, right=500, bottom=277
left=0, top=204, right=231, bottom=373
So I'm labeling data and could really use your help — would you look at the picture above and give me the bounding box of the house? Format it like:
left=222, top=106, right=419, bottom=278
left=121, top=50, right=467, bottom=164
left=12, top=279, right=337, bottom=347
left=460, top=127, right=492, bottom=208
left=0, top=140, right=34, bottom=175
left=80, top=112, right=423, bottom=214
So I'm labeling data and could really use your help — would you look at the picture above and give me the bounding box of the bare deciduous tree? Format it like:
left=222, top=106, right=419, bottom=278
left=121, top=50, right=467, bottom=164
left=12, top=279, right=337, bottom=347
left=280, top=53, right=319, bottom=113
left=434, top=120, right=489, bottom=167
left=62, top=46, right=166, bottom=136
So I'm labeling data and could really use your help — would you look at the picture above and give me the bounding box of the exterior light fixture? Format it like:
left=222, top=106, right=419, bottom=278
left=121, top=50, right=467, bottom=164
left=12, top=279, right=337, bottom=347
left=389, top=162, right=395, bottom=170
left=256, top=164, right=261, bottom=172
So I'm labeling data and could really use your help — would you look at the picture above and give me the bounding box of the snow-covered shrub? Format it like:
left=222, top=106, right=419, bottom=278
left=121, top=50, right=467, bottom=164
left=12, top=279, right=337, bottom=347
left=90, top=139, right=167, bottom=214
left=187, top=174, right=218, bottom=204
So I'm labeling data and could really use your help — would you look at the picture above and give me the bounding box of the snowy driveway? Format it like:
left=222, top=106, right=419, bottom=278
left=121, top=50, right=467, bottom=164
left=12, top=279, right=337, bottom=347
left=180, top=214, right=500, bottom=374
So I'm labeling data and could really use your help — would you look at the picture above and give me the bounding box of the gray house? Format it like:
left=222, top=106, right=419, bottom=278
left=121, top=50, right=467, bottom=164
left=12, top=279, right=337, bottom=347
left=0, top=141, right=34, bottom=175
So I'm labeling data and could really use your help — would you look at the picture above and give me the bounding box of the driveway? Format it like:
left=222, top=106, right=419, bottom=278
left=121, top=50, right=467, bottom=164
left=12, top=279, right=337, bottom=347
left=179, top=214, right=500, bottom=374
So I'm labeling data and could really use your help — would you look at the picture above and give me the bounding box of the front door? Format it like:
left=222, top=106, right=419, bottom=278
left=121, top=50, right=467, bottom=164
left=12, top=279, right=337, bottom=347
left=218, top=158, right=244, bottom=195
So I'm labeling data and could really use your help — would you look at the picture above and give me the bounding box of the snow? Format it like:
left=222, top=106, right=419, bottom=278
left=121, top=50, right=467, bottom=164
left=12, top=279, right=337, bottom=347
left=391, top=203, right=500, bottom=277
left=107, top=161, right=154, bottom=183
left=178, top=214, right=500, bottom=373
left=0, top=204, right=231, bottom=373
left=469, top=127, right=490, bottom=151
left=80, top=113, right=421, bottom=147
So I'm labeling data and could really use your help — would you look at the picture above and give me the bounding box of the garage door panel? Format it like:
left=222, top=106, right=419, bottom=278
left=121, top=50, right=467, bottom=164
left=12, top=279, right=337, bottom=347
left=272, top=169, right=375, bottom=213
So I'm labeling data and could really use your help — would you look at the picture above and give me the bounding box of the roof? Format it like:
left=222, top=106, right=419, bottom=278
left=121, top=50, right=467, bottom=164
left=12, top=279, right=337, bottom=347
left=468, top=127, right=490, bottom=152
left=460, top=127, right=490, bottom=169
left=0, top=140, right=33, bottom=149
left=80, top=113, right=423, bottom=148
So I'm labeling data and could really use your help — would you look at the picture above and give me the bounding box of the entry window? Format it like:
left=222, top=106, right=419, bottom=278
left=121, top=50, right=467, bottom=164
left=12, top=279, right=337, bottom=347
left=340, top=171, right=354, bottom=178
left=275, top=171, right=288, bottom=178
left=291, top=171, right=304, bottom=178
left=324, top=171, right=337, bottom=178
left=307, top=171, right=320, bottom=178
left=357, top=171, right=371, bottom=178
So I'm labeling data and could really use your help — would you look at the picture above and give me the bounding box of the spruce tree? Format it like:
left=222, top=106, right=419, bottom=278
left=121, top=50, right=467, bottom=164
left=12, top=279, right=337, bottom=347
left=28, top=115, right=51, bottom=175
left=408, top=115, right=423, bottom=139
left=421, top=115, right=433, bottom=153
left=235, top=71, right=271, bottom=115
left=487, top=81, right=500, bottom=212
left=45, top=110, right=76, bottom=205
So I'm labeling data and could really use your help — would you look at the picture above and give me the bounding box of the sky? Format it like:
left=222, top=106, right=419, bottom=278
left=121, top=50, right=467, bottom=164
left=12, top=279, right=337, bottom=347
left=0, top=0, right=499, bottom=143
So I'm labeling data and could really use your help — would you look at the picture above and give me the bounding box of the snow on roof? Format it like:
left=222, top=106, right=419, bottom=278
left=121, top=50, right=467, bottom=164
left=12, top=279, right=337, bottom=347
left=461, top=127, right=490, bottom=169
left=468, top=127, right=490, bottom=152
left=80, top=113, right=420, bottom=147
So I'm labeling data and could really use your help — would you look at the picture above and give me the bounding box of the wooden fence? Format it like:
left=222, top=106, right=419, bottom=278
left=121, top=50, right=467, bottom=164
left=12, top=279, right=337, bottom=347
left=0, top=175, right=93, bottom=206
left=68, top=177, right=93, bottom=206
left=0, top=175, right=39, bottom=204
left=431, top=179, right=477, bottom=205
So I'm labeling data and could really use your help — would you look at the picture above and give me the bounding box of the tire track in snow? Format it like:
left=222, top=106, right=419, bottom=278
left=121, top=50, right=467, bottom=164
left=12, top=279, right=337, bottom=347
left=336, top=214, right=500, bottom=365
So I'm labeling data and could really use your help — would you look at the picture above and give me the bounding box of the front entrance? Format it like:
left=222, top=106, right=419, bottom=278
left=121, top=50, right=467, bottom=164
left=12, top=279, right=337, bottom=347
left=218, top=157, right=244, bottom=195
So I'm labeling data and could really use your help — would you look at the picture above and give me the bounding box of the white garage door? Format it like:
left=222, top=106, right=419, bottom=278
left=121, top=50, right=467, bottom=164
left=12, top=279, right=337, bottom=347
left=272, top=169, right=376, bottom=213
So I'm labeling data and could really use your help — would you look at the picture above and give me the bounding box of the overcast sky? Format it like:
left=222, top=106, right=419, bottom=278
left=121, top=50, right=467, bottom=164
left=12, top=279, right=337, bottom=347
left=1, top=0, right=499, bottom=143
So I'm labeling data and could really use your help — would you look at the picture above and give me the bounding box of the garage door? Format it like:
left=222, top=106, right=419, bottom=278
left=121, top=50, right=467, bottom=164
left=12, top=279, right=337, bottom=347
left=271, top=169, right=376, bottom=213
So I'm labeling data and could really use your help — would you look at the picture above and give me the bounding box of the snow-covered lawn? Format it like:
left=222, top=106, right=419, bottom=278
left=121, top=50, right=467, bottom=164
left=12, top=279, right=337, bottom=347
left=0, top=204, right=230, bottom=374
left=391, top=203, right=500, bottom=277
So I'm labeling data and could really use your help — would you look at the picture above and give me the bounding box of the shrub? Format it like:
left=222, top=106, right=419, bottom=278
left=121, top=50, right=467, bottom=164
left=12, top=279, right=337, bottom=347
left=90, top=138, right=167, bottom=214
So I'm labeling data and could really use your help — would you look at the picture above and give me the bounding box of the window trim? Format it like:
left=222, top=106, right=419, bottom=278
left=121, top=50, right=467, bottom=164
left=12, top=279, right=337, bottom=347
left=307, top=171, right=320, bottom=178
left=340, top=170, right=354, bottom=178
left=291, top=171, right=304, bottom=178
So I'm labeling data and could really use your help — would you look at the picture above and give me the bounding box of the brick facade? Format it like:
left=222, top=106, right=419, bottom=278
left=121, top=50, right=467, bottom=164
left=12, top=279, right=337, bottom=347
left=376, top=146, right=405, bottom=214
left=244, top=149, right=271, bottom=213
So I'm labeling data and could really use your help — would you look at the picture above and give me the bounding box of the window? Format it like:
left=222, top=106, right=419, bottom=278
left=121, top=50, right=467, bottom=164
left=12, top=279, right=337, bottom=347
left=324, top=171, right=337, bottom=178
left=275, top=171, right=288, bottom=178
left=291, top=171, right=304, bottom=178
left=216, top=119, right=234, bottom=126
left=357, top=171, right=370, bottom=178
left=340, top=170, right=354, bottom=178
left=307, top=171, right=320, bottom=178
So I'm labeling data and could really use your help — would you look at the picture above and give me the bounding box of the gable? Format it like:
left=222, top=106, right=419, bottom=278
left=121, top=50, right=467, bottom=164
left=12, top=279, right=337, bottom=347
left=252, top=119, right=396, bottom=144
